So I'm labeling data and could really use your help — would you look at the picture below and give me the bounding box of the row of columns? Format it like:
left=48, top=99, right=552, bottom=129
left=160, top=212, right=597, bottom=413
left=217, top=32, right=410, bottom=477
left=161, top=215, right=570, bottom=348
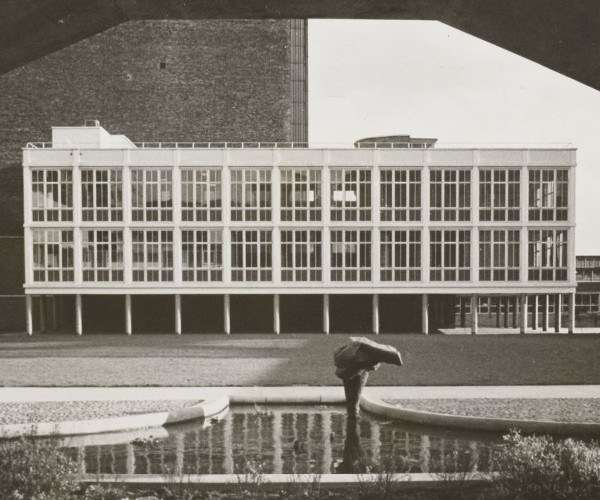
left=462, top=293, right=575, bottom=335
left=26, top=293, right=576, bottom=335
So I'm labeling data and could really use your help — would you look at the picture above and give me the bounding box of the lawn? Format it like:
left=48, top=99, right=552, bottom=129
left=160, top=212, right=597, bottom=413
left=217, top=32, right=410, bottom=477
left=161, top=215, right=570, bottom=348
left=0, top=333, right=598, bottom=387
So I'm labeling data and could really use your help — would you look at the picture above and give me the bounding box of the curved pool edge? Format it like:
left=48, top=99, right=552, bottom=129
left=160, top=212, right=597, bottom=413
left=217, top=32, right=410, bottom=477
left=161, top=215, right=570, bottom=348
left=0, top=396, right=230, bottom=439
left=360, top=394, right=600, bottom=436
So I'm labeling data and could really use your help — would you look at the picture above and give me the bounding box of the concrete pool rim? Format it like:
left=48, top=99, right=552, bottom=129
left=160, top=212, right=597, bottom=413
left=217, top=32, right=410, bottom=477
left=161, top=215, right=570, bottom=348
left=1, top=385, right=600, bottom=438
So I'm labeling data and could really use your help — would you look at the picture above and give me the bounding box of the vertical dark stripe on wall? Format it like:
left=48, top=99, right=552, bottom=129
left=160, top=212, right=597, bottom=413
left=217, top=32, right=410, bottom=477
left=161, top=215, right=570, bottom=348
left=290, top=19, right=308, bottom=144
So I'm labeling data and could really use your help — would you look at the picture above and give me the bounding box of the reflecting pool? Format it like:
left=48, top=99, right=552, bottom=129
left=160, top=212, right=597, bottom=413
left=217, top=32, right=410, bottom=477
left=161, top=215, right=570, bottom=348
left=62, top=405, right=504, bottom=475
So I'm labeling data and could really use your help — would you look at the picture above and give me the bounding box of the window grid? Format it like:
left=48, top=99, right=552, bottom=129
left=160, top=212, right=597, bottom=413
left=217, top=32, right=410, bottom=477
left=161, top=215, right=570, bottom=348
left=231, top=169, right=271, bottom=222
left=430, top=169, right=471, bottom=222
left=32, top=229, right=74, bottom=282
left=430, top=230, right=471, bottom=281
left=181, top=169, right=222, bottom=222
left=182, top=230, right=223, bottom=282
left=331, top=230, right=371, bottom=281
left=479, top=230, right=520, bottom=281
left=131, top=169, right=173, bottom=222
left=281, top=230, right=322, bottom=281
left=31, top=169, right=73, bottom=222
left=528, top=229, right=568, bottom=281
left=380, top=169, right=421, bottom=221
left=82, top=229, right=123, bottom=282
left=132, top=230, right=173, bottom=282
left=81, top=169, right=123, bottom=222
left=280, top=169, right=321, bottom=221
left=528, top=169, right=568, bottom=221
left=380, top=230, right=421, bottom=281
left=330, top=169, right=371, bottom=221
left=576, top=293, right=600, bottom=313
left=231, top=230, right=272, bottom=281
left=479, top=169, right=520, bottom=221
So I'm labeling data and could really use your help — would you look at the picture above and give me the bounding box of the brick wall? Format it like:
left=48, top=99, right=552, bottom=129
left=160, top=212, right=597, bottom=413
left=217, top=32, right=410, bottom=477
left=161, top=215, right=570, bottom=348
left=0, top=19, right=303, bottom=331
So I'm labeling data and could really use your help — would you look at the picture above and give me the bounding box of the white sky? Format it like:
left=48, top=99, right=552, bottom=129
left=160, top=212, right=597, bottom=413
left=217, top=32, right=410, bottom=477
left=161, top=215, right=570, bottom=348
left=308, top=20, right=600, bottom=254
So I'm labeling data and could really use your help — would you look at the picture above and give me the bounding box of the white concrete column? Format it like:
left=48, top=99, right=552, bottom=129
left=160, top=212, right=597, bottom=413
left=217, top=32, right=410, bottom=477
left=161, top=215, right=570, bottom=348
left=470, top=295, right=478, bottom=335
left=519, top=294, right=527, bottom=334
left=273, top=294, right=280, bottom=334
left=126, top=444, right=135, bottom=475
left=568, top=292, right=576, bottom=334
left=372, top=294, right=379, bottom=334
left=224, top=294, right=231, bottom=334
left=172, top=151, right=182, bottom=285
left=75, top=294, right=82, bottom=336
left=543, top=294, right=550, bottom=332
left=272, top=411, right=283, bottom=474
left=175, top=294, right=182, bottom=335
left=321, top=411, right=332, bottom=474
left=532, top=295, right=539, bottom=330
left=26, top=295, right=33, bottom=335
left=323, top=293, right=330, bottom=334
left=421, top=294, right=429, bottom=335
left=122, top=151, right=133, bottom=285
left=222, top=155, right=231, bottom=284
left=421, top=162, right=430, bottom=285
left=555, top=294, right=562, bottom=333
left=39, top=295, right=46, bottom=333
left=125, top=294, right=132, bottom=335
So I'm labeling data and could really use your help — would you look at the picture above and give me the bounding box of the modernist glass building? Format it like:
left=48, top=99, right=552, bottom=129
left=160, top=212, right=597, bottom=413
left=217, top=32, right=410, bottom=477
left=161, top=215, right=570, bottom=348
left=23, top=123, right=578, bottom=335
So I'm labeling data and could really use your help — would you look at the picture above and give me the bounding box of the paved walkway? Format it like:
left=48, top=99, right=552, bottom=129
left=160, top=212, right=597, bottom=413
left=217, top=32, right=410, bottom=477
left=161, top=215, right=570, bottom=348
left=0, top=385, right=599, bottom=402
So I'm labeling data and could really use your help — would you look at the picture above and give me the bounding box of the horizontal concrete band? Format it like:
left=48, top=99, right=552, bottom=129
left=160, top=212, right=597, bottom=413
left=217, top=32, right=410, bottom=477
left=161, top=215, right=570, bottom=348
left=360, top=394, right=600, bottom=436
left=78, top=472, right=494, bottom=489
left=0, top=396, right=229, bottom=438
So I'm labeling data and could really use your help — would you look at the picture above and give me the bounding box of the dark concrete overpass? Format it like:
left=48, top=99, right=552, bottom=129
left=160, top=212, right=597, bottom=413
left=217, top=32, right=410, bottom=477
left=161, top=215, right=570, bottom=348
left=1, top=0, right=599, bottom=90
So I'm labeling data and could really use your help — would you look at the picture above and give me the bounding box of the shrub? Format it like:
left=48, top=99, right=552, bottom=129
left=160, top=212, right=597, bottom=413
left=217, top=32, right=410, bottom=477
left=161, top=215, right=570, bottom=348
left=0, top=436, right=79, bottom=500
left=493, top=430, right=600, bottom=500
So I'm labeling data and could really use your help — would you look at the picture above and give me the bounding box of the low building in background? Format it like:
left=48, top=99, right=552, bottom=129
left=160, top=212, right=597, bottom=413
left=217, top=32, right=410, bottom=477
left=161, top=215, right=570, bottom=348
left=22, top=123, right=578, bottom=335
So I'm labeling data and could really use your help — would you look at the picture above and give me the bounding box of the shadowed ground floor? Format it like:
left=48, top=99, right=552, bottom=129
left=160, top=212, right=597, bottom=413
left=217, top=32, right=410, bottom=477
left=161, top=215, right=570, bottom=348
left=25, top=293, right=585, bottom=335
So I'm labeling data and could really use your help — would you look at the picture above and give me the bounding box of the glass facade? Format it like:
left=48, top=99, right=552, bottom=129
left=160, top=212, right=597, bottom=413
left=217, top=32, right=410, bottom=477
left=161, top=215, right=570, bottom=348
left=132, top=230, right=173, bottom=282
left=231, top=230, right=272, bottom=282
left=430, top=230, right=471, bottom=281
left=331, top=229, right=371, bottom=281
left=81, top=169, right=122, bottom=222
left=231, top=169, right=271, bottom=222
left=380, top=230, right=421, bottom=281
left=31, top=169, right=73, bottom=222
left=131, top=169, right=172, bottom=222
left=380, top=169, right=421, bottom=222
left=528, top=169, right=568, bottom=221
left=82, top=229, right=123, bottom=282
left=280, top=169, right=321, bottom=221
left=182, top=230, right=222, bottom=282
left=330, top=169, right=371, bottom=221
left=479, top=169, right=520, bottom=221
left=528, top=229, right=568, bottom=281
left=430, top=169, right=471, bottom=222
left=281, top=230, right=322, bottom=281
left=24, top=160, right=574, bottom=287
left=181, top=169, right=221, bottom=222
left=479, top=229, right=520, bottom=281
left=32, top=229, right=74, bottom=282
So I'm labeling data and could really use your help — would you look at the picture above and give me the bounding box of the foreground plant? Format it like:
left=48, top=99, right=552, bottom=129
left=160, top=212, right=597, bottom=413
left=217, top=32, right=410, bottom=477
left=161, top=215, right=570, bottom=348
left=493, top=430, right=600, bottom=500
left=0, top=436, right=79, bottom=500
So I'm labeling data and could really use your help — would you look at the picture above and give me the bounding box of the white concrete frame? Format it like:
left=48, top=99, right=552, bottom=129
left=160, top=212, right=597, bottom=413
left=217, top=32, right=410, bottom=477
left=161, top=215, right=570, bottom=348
left=22, top=131, right=579, bottom=334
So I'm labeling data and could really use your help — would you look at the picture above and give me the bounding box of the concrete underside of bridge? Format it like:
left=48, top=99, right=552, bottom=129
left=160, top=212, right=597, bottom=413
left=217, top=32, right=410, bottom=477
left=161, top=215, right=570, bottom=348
left=1, top=0, right=599, bottom=90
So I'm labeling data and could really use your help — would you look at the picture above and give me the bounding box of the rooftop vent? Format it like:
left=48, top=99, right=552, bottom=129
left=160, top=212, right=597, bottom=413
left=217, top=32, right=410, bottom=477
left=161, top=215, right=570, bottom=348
left=84, top=119, right=100, bottom=127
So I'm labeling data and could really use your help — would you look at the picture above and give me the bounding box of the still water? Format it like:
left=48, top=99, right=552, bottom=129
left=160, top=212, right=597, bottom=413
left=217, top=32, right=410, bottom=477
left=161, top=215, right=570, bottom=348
left=62, top=405, right=504, bottom=475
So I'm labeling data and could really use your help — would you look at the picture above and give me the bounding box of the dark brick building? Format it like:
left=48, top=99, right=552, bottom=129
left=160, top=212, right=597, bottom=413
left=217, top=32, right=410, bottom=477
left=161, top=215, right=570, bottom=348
left=0, top=19, right=308, bottom=331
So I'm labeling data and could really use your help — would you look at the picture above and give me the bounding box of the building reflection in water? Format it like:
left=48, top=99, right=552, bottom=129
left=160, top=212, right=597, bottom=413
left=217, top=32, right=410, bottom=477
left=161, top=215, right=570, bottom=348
left=63, top=405, right=501, bottom=476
